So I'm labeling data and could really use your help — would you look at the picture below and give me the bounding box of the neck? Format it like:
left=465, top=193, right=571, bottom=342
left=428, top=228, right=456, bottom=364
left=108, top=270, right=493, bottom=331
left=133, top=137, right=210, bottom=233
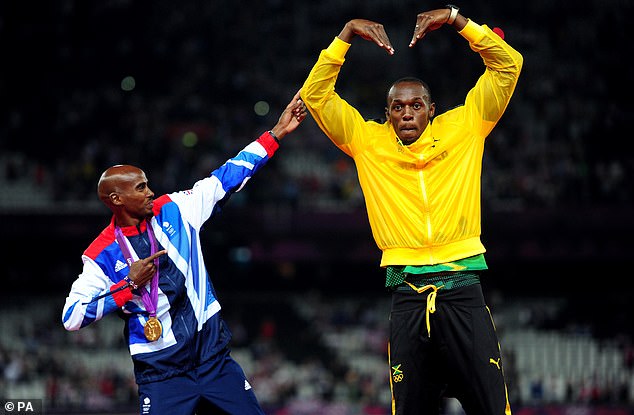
left=114, top=214, right=145, bottom=228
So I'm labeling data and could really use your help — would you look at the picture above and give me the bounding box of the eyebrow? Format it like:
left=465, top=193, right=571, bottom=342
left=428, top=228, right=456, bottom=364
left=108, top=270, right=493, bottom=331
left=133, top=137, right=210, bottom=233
left=391, top=97, right=427, bottom=104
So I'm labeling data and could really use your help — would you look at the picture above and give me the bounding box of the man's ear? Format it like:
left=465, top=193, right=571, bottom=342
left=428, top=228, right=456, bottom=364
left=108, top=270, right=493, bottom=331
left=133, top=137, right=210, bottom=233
left=385, top=107, right=390, bottom=122
left=109, top=192, right=122, bottom=206
left=429, top=103, right=436, bottom=118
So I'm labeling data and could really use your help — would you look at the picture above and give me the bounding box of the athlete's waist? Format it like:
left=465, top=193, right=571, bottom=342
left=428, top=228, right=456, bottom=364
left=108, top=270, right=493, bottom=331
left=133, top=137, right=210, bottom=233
left=389, top=270, right=481, bottom=292
left=379, top=237, right=485, bottom=267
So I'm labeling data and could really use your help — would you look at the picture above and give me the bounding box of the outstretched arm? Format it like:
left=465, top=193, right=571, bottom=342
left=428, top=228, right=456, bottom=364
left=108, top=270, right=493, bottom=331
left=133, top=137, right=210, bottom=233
left=409, top=7, right=468, bottom=47
left=338, top=19, right=395, bottom=55
left=269, top=90, right=307, bottom=141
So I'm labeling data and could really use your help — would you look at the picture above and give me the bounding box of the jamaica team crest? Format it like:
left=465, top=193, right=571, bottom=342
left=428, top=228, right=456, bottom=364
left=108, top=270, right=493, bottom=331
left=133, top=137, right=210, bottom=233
left=391, top=364, right=404, bottom=383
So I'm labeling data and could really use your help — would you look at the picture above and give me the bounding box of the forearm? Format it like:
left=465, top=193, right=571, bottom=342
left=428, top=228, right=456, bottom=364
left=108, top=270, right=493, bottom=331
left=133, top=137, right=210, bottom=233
left=460, top=19, right=523, bottom=74
left=461, top=19, right=523, bottom=131
left=62, top=273, right=128, bottom=330
left=301, top=37, right=348, bottom=106
left=301, top=39, right=360, bottom=149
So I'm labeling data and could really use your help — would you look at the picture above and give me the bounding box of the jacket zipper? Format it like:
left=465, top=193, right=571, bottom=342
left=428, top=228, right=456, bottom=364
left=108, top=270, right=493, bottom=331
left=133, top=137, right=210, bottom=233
left=418, top=154, right=435, bottom=264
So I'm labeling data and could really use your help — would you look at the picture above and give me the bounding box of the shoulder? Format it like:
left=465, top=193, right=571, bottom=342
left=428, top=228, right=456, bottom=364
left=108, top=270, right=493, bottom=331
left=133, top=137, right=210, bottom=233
left=84, top=225, right=116, bottom=260
left=434, top=105, right=465, bottom=125
left=362, top=118, right=391, bottom=139
left=153, top=194, right=173, bottom=215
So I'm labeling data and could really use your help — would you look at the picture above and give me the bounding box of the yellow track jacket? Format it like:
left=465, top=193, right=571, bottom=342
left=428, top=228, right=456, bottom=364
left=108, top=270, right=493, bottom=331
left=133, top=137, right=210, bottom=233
left=301, top=20, right=523, bottom=267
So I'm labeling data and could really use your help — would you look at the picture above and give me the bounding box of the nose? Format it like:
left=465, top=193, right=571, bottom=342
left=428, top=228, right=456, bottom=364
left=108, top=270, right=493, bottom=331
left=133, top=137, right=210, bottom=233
left=402, top=106, right=414, bottom=120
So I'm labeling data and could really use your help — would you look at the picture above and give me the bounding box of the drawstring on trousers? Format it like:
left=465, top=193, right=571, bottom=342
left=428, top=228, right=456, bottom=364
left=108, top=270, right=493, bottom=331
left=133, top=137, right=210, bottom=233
left=404, top=282, right=444, bottom=337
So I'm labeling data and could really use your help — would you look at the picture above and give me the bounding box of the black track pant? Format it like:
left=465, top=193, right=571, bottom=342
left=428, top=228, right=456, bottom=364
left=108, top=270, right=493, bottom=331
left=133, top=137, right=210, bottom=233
left=388, top=283, right=512, bottom=415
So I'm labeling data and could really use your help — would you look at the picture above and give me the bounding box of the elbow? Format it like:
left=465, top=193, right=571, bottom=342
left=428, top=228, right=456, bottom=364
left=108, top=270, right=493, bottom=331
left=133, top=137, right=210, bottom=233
left=62, top=318, right=81, bottom=331
left=299, top=88, right=312, bottom=107
left=299, top=82, right=322, bottom=108
left=514, top=51, right=524, bottom=73
left=62, top=304, right=84, bottom=331
left=299, top=88, right=327, bottom=114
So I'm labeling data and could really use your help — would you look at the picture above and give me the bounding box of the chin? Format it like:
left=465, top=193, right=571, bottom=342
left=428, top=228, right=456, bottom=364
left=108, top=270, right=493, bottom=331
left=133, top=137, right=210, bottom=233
left=399, top=135, right=418, bottom=145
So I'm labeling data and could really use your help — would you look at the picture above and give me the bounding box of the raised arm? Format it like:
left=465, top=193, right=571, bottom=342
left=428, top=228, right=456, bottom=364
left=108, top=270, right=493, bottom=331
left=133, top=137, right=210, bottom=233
left=407, top=6, right=523, bottom=135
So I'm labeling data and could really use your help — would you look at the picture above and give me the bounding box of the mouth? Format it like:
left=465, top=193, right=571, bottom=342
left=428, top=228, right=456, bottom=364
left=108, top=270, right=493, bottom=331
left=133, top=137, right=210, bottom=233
left=399, top=127, right=420, bottom=140
left=399, top=125, right=418, bottom=133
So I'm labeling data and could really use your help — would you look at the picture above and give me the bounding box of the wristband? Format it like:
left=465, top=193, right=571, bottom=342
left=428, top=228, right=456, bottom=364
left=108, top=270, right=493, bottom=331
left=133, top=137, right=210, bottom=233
left=124, top=276, right=139, bottom=290
left=268, top=130, right=280, bottom=144
left=445, top=4, right=459, bottom=25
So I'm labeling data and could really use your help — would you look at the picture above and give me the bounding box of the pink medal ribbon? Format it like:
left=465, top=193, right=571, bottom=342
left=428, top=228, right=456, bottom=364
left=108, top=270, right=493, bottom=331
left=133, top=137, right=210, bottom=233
left=114, top=219, right=161, bottom=341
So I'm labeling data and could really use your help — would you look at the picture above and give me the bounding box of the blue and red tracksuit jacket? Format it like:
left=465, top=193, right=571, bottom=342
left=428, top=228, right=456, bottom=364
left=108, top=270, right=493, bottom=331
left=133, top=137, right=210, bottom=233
left=62, top=132, right=279, bottom=384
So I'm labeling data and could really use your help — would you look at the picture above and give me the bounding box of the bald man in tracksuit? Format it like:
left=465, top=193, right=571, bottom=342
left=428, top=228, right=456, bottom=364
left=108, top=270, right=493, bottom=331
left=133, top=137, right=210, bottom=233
left=62, top=92, right=306, bottom=414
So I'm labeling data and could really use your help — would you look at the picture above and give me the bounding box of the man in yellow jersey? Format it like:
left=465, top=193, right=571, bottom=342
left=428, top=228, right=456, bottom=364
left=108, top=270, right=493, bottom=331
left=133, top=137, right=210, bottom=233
left=301, top=5, right=522, bottom=415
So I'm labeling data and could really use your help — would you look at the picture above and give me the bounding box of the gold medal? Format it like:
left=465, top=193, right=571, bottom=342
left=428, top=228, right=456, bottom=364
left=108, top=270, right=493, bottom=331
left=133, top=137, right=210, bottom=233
left=144, top=317, right=162, bottom=342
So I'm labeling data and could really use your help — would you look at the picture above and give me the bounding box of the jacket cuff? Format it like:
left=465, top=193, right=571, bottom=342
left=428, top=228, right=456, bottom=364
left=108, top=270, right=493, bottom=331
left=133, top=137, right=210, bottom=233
left=328, top=36, right=351, bottom=59
left=458, top=19, right=486, bottom=43
left=111, top=280, right=134, bottom=307
left=257, top=131, right=280, bottom=158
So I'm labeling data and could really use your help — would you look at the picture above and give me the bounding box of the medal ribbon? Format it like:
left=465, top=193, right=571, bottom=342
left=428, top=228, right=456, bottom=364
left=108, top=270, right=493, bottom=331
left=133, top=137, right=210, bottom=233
left=114, top=219, right=159, bottom=318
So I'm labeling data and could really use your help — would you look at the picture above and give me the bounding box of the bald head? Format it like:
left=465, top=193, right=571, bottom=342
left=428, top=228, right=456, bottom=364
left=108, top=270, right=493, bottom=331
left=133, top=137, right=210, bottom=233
left=97, top=165, right=145, bottom=206
left=96, top=164, right=155, bottom=224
